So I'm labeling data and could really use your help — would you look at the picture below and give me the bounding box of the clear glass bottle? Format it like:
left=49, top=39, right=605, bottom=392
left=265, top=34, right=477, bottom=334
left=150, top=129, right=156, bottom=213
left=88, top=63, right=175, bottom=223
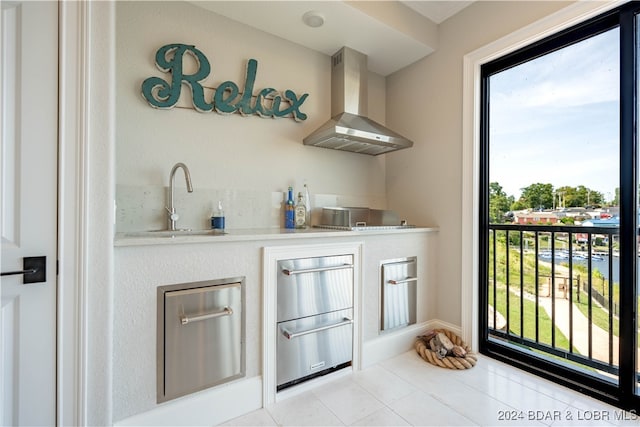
left=284, top=187, right=295, bottom=229
left=295, top=192, right=307, bottom=229
left=303, top=183, right=311, bottom=226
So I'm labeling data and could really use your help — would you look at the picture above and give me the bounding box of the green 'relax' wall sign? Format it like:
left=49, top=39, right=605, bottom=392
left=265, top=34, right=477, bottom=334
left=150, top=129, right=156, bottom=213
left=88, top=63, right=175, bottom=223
left=142, top=44, right=308, bottom=121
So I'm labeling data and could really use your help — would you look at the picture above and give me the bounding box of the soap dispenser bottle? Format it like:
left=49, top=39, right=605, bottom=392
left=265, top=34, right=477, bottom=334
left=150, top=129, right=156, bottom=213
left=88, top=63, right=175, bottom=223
left=211, top=201, right=225, bottom=230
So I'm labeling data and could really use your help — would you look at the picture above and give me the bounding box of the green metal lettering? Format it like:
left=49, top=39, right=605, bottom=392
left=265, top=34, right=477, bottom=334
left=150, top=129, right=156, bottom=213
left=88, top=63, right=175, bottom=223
left=142, top=44, right=308, bottom=121
left=214, top=81, right=240, bottom=114
left=273, top=90, right=308, bottom=121
left=236, top=59, right=258, bottom=115
left=254, top=88, right=277, bottom=117
left=142, top=44, right=212, bottom=112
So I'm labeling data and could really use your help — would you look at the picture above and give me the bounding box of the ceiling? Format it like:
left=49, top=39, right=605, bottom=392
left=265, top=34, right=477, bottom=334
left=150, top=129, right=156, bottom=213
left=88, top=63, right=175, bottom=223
left=189, top=1, right=474, bottom=76
left=401, top=1, right=474, bottom=24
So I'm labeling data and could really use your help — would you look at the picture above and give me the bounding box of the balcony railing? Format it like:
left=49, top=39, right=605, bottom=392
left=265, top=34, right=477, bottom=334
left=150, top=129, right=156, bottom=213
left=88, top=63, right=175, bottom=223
left=487, top=223, right=621, bottom=377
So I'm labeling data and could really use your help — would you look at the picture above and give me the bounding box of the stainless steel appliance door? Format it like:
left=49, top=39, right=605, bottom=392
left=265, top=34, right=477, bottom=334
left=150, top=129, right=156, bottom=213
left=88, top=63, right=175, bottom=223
left=381, top=257, right=417, bottom=332
left=277, top=308, right=353, bottom=387
left=161, top=281, right=244, bottom=402
left=277, top=255, right=353, bottom=322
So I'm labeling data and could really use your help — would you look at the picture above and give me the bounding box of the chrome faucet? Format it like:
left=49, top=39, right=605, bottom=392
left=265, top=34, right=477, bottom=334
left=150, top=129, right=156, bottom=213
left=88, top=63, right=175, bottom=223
left=166, top=162, right=193, bottom=231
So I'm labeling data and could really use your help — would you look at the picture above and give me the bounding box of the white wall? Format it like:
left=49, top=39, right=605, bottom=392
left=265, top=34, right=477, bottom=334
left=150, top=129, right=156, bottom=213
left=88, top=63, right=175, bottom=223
left=384, top=1, right=572, bottom=327
left=103, top=0, right=593, bottom=424
left=113, top=229, right=437, bottom=423
left=115, top=1, right=389, bottom=232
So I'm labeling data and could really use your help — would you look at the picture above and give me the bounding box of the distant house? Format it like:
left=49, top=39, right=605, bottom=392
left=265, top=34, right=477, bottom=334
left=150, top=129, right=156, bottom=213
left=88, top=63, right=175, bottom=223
left=577, top=216, right=620, bottom=244
left=564, top=207, right=586, bottom=217
left=581, top=217, right=620, bottom=227
left=513, top=211, right=559, bottom=225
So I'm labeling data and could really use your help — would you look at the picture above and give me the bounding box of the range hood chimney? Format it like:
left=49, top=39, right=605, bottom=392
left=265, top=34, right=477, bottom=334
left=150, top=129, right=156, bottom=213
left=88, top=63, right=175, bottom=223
left=303, top=47, right=413, bottom=156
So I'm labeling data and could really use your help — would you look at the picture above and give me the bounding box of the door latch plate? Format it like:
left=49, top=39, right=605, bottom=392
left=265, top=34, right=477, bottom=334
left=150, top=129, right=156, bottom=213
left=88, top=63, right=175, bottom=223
left=24, top=256, right=46, bottom=284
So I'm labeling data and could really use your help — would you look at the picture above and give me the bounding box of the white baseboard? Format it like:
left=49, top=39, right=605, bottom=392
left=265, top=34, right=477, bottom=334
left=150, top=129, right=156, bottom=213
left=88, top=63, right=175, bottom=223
left=431, top=319, right=463, bottom=337
left=114, top=376, right=262, bottom=426
left=113, top=320, right=463, bottom=426
left=360, top=320, right=461, bottom=368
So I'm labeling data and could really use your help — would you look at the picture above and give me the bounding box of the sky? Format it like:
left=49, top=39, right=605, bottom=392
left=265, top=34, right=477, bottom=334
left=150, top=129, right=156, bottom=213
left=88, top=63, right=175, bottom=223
left=488, top=27, right=620, bottom=203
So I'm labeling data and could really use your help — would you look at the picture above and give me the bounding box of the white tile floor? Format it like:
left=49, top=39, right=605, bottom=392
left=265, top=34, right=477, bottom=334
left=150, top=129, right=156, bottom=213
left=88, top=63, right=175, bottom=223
left=221, top=351, right=639, bottom=426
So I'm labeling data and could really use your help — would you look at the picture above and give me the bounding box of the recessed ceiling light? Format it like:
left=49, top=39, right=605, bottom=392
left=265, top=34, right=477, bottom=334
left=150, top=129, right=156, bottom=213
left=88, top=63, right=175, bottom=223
left=302, top=11, right=325, bottom=28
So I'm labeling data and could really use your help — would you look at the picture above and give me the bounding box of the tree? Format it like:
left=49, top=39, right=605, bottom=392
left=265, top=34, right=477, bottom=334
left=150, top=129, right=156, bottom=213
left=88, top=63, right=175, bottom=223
left=555, top=185, right=604, bottom=207
left=510, top=199, right=527, bottom=211
left=574, top=185, right=603, bottom=207
left=489, top=182, right=514, bottom=223
left=518, top=183, right=554, bottom=210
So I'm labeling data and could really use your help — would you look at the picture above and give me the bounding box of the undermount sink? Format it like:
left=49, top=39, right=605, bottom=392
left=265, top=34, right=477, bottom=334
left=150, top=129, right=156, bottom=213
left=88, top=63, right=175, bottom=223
left=124, top=229, right=226, bottom=238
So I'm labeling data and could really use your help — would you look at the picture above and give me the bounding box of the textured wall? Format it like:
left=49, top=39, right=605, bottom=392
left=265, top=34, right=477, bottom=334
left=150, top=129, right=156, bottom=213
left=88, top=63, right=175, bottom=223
left=113, top=230, right=436, bottom=421
left=114, top=241, right=263, bottom=420
left=115, top=1, right=389, bottom=233
left=385, top=1, right=573, bottom=327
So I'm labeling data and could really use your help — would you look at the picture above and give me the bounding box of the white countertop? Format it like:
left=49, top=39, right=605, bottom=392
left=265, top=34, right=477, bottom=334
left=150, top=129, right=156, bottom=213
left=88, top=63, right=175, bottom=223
left=114, top=226, right=438, bottom=247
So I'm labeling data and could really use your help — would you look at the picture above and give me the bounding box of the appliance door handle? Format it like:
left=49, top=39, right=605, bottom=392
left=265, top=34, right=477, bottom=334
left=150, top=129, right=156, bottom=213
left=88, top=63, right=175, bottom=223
left=281, top=317, right=353, bottom=339
left=384, top=259, right=416, bottom=267
left=180, top=306, right=233, bottom=325
left=282, top=263, right=353, bottom=276
left=388, top=277, right=418, bottom=285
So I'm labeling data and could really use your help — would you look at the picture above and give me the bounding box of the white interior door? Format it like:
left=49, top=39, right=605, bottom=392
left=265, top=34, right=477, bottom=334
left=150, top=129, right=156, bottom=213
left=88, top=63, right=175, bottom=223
left=1, top=1, right=58, bottom=425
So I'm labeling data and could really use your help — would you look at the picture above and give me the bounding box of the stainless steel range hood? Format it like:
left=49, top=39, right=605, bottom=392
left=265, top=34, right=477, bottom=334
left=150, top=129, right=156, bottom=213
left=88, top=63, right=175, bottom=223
left=303, top=47, right=413, bottom=156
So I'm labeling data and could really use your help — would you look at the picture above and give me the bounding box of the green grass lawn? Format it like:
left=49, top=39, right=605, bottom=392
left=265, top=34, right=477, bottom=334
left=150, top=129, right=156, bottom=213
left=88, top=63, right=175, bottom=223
left=489, top=283, right=574, bottom=351
left=573, top=290, right=619, bottom=336
left=489, top=233, right=640, bottom=360
left=490, top=234, right=627, bottom=337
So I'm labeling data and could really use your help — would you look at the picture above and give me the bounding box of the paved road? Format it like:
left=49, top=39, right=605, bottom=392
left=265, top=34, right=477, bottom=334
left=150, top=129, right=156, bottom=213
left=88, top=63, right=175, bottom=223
left=501, top=259, right=638, bottom=372
left=537, top=296, right=618, bottom=366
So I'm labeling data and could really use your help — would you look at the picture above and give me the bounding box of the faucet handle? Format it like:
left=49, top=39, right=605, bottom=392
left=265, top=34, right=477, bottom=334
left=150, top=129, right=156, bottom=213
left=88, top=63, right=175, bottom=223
left=165, top=206, right=179, bottom=222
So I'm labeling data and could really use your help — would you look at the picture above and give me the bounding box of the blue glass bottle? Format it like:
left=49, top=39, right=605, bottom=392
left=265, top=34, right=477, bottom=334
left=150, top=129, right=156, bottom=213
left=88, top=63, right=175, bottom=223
left=285, top=187, right=295, bottom=229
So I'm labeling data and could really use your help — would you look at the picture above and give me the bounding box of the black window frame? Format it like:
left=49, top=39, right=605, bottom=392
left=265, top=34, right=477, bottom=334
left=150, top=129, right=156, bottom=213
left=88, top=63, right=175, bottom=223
left=479, top=3, right=640, bottom=411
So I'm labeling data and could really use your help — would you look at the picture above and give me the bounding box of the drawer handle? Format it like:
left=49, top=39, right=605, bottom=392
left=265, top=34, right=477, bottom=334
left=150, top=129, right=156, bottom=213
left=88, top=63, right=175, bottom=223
left=388, top=277, right=418, bottom=285
left=282, top=263, right=353, bottom=276
left=180, top=306, right=233, bottom=325
left=281, top=317, right=353, bottom=339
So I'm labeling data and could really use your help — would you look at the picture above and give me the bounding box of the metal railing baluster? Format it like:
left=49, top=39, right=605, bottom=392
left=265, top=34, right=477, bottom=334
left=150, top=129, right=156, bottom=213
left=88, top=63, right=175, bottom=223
left=587, top=233, right=593, bottom=360
left=485, top=224, right=620, bottom=376
left=608, top=236, right=614, bottom=366
left=505, top=230, right=510, bottom=337
left=551, top=230, right=556, bottom=348
left=568, top=231, right=574, bottom=354
left=535, top=230, right=540, bottom=343
left=520, top=229, right=524, bottom=339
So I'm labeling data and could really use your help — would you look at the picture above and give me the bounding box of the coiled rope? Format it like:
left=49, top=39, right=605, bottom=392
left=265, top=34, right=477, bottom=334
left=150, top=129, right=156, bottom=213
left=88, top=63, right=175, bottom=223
left=415, top=329, right=477, bottom=370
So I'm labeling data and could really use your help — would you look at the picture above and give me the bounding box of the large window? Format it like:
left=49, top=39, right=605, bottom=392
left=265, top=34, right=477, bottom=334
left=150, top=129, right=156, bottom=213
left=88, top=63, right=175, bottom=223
left=480, top=4, right=640, bottom=411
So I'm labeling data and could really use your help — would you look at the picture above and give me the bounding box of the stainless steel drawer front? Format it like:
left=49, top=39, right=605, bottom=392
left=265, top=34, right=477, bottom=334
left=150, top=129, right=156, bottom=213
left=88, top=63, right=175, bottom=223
left=277, top=255, right=353, bottom=322
left=157, top=278, right=245, bottom=403
left=381, top=257, right=417, bottom=332
left=276, top=308, right=353, bottom=388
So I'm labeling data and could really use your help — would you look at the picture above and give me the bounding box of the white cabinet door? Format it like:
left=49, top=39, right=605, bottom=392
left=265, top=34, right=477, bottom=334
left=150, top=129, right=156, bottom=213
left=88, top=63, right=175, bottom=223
left=1, top=1, right=58, bottom=425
